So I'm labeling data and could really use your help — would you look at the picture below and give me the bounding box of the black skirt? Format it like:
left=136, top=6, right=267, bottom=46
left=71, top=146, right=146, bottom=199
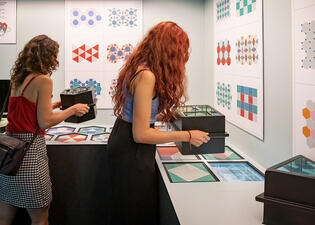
left=107, top=118, right=158, bottom=225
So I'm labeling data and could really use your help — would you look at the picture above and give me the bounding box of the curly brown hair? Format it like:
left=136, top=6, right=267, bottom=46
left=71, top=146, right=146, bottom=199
left=10, top=34, right=59, bottom=87
left=113, top=21, right=190, bottom=122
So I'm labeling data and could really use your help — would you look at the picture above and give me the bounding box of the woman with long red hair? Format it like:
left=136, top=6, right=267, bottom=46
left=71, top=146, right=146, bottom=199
left=107, top=21, right=210, bottom=225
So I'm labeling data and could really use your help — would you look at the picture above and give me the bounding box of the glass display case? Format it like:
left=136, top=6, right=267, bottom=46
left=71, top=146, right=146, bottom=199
left=172, top=105, right=229, bottom=155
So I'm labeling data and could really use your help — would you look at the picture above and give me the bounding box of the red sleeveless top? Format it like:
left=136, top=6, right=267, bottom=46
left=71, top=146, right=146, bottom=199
left=6, top=76, right=45, bottom=135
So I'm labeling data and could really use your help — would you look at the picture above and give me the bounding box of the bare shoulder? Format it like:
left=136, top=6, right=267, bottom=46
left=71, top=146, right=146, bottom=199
left=137, top=70, right=156, bottom=84
left=35, top=75, right=53, bottom=92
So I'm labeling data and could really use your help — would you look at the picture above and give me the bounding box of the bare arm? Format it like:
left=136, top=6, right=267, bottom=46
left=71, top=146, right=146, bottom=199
left=36, top=76, right=89, bottom=129
left=132, top=71, right=209, bottom=146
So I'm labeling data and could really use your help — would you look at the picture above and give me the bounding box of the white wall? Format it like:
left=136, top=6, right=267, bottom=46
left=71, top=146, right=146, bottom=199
left=204, top=0, right=293, bottom=168
left=0, top=0, right=294, bottom=168
left=0, top=0, right=206, bottom=123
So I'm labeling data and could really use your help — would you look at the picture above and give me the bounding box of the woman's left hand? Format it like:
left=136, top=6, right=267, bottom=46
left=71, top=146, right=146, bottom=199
left=52, top=101, right=62, bottom=110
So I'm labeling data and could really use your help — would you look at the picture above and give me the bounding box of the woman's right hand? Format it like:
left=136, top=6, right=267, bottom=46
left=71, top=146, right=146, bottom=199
left=72, top=104, right=90, bottom=117
left=189, top=130, right=210, bottom=147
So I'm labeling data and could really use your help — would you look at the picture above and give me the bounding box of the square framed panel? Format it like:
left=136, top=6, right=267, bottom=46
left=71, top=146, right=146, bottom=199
left=163, top=162, right=219, bottom=183
left=209, top=162, right=264, bottom=181
left=202, top=146, right=244, bottom=161
left=157, top=146, right=199, bottom=161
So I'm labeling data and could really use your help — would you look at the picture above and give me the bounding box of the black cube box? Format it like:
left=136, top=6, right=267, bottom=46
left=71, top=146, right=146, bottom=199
left=256, top=155, right=315, bottom=225
left=60, top=87, right=97, bottom=123
left=60, top=87, right=96, bottom=107
left=172, top=105, right=229, bottom=155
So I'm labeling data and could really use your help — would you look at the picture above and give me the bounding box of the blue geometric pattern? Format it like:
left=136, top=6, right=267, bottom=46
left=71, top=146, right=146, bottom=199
left=69, top=78, right=102, bottom=96
left=108, top=8, right=138, bottom=28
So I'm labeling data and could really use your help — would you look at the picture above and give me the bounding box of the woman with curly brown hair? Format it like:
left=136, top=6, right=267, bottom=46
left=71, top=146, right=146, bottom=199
left=107, top=21, right=210, bottom=225
left=0, top=35, right=89, bottom=225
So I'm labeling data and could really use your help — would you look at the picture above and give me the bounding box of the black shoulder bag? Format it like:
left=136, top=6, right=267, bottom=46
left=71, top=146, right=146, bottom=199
left=0, top=86, right=38, bottom=176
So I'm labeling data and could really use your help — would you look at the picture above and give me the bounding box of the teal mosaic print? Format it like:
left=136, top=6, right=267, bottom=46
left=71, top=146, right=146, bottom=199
left=216, top=0, right=230, bottom=21
left=236, top=0, right=256, bottom=17
left=216, top=82, right=232, bottom=109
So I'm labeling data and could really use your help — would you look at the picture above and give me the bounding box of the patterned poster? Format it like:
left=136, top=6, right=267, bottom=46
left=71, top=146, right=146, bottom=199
left=213, top=0, right=264, bottom=140
left=65, top=0, right=143, bottom=109
left=0, top=0, right=16, bottom=43
left=292, top=0, right=315, bottom=160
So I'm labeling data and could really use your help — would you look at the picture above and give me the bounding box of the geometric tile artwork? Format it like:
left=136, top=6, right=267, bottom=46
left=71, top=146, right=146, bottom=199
left=91, top=133, right=110, bottom=143
left=302, top=100, right=315, bottom=148
left=0, top=22, right=8, bottom=37
left=164, top=163, right=218, bottom=183
left=209, top=162, right=264, bottom=181
left=78, top=126, right=106, bottom=135
left=72, top=44, right=99, bottom=63
left=107, top=43, right=134, bottom=63
left=237, top=85, right=257, bottom=122
left=45, top=134, right=54, bottom=142
left=108, top=8, right=138, bottom=28
left=216, top=0, right=231, bottom=21
left=216, top=82, right=232, bottom=109
left=109, top=79, right=117, bottom=97
left=301, top=20, right=315, bottom=70
left=236, top=0, right=256, bottom=17
left=71, top=9, right=102, bottom=28
left=202, top=146, right=243, bottom=160
left=70, top=78, right=102, bottom=95
left=217, top=40, right=231, bottom=66
left=236, top=35, right=258, bottom=65
left=46, top=126, right=76, bottom=136
left=157, top=147, right=198, bottom=161
left=55, top=133, right=88, bottom=143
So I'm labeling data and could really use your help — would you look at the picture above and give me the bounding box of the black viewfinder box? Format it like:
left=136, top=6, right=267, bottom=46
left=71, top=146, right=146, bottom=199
left=256, top=155, right=315, bottom=225
left=172, top=105, right=229, bottom=155
left=60, top=87, right=97, bottom=123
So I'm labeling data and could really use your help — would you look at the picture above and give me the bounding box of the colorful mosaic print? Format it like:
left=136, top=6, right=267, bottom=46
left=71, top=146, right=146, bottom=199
left=109, top=79, right=117, bottom=97
left=217, top=40, right=231, bottom=66
left=157, top=147, right=198, bottom=161
left=108, top=8, right=138, bottom=28
left=210, top=162, right=264, bottom=181
left=71, top=9, right=102, bottom=28
left=216, top=0, right=230, bottom=21
left=47, top=126, right=76, bottom=136
left=216, top=82, right=232, bottom=109
left=237, top=85, right=257, bottom=122
left=301, top=20, right=315, bottom=70
left=72, top=44, right=99, bottom=63
left=70, top=78, right=102, bottom=95
left=78, top=126, right=106, bottom=135
left=0, top=22, right=8, bottom=36
left=91, top=133, right=110, bottom=143
left=55, top=133, right=88, bottom=143
left=236, top=35, right=258, bottom=65
left=107, top=43, right=134, bottom=63
left=164, top=163, right=218, bottom=183
left=236, top=0, right=256, bottom=17
left=302, top=100, right=315, bottom=148
left=202, top=146, right=243, bottom=160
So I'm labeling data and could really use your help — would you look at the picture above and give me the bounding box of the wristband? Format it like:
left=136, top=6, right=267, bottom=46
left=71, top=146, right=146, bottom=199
left=187, top=130, right=191, bottom=143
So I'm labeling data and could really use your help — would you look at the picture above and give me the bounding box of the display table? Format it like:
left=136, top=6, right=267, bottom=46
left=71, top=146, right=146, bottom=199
left=11, top=120, right=266, bottom=225
left=156, top=141, right=265, bottom=225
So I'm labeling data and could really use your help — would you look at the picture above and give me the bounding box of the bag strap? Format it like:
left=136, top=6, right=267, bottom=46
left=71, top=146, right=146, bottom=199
left=0, top=85, right=10, bottom=120
left=25, top=128, right=40, bottom=151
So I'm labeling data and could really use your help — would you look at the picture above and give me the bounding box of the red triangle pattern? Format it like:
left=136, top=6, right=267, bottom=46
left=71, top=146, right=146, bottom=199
left=72, top=44, right=99, bottom=63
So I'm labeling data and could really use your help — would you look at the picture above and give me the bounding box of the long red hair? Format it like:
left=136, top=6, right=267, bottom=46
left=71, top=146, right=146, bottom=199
left=113, top=21, right=190, bottom=122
